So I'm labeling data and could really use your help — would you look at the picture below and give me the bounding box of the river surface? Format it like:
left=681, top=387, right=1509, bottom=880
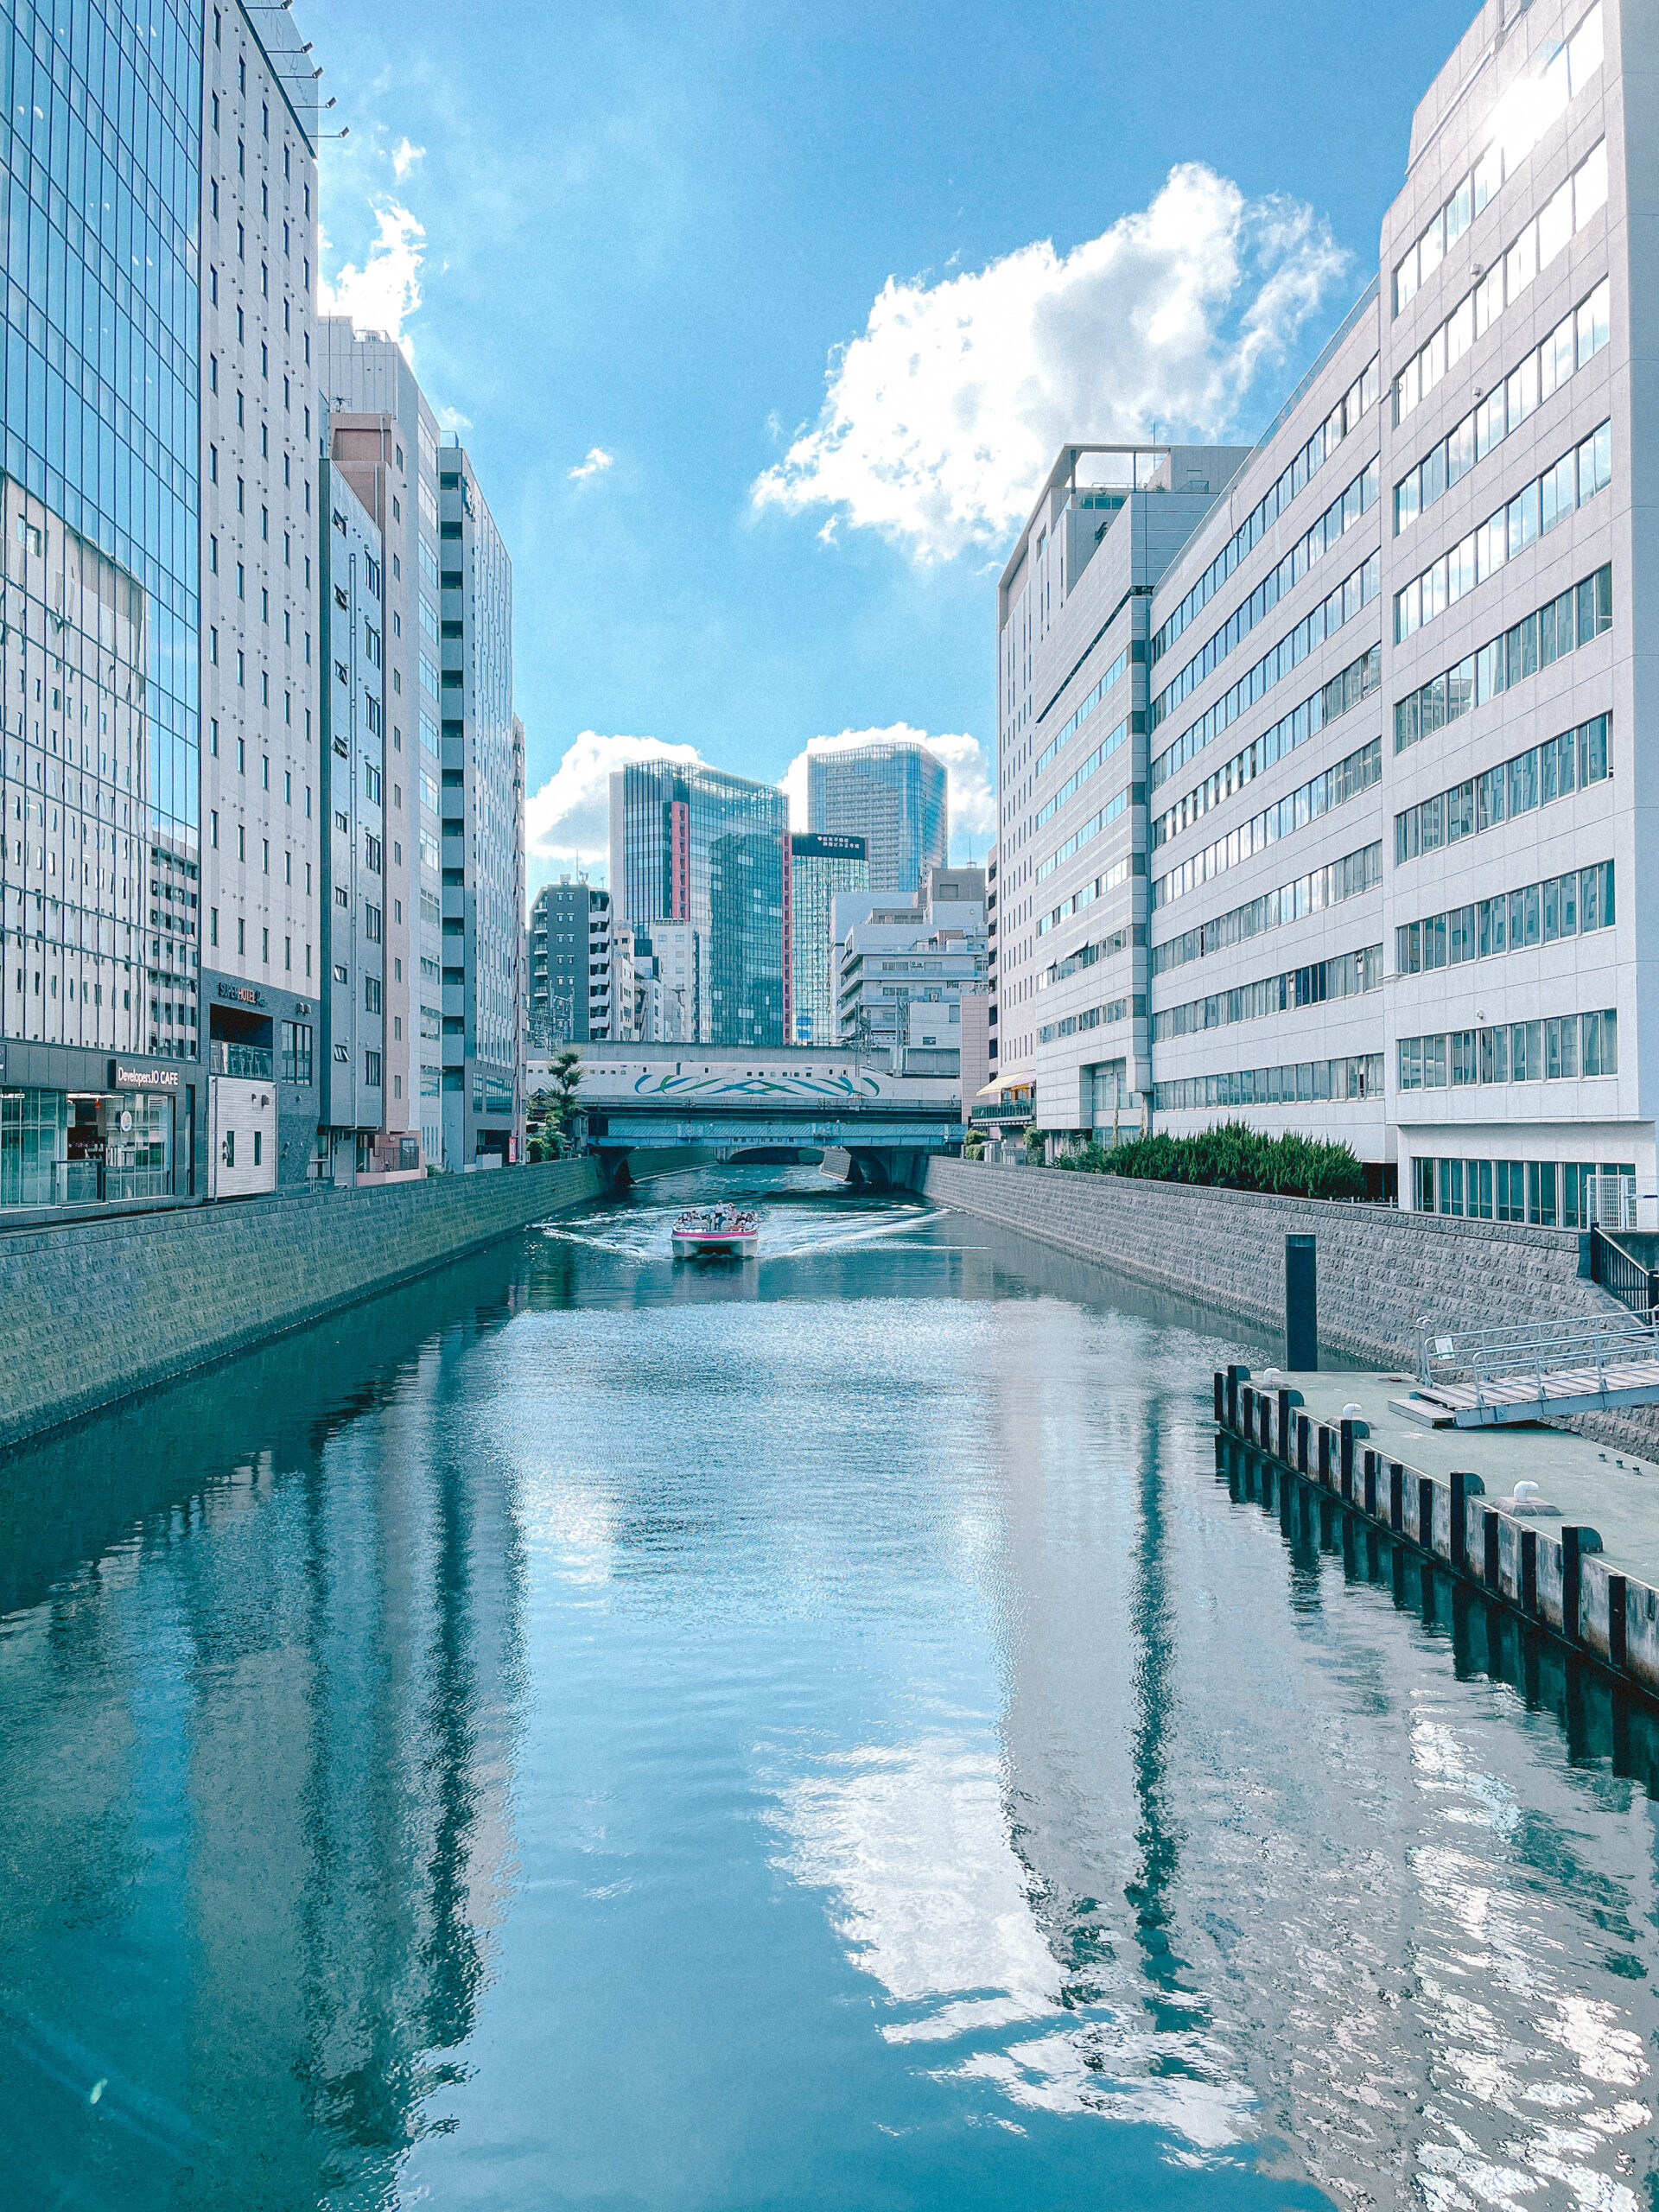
left=3, top=1165, right=1657, bottom=2210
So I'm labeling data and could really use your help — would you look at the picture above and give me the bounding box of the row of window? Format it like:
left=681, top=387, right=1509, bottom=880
left=1035, top=712, right=1133, bottom=830
left=1035, top=641, right=1133, bottom=776
left=1151, top=456, right=1379, bottom=729
left=1395, top=277, right=1609, bottom=537
left=1398, top=1007, right=1616, bottom=1090
left=1153, top=738, right=1381, bottom=912
left=1150, top=453, right=1380, bottom=729
left=1394, top=563, right=1611, bottom=753
left=1392, top=3, right=1603, bottom=315
left=1037, top=994, right=1144, bottom=1046
left=1395, top=137, right=1608, bottom=423
left=1413, top=1155, right=1632, bottom=1230
left=1035, top=781, right=1141, bottom=885
left=1150, top=358, right=1379, bottom=664
left=1151, top=944, right=1382, bottom=1045
left=1394, top=713, right=1609, bottom=864
left=1149, top=842, right=1382, bottom=979
left=1394, top=421, right=1611, bottom=643
left=1150, top=557, right=1379, bottom=790
left=1154, top=1053, right=1383, bottom=1113
left=1036, top=920, right=1144, bottom=985
left=1395, top=861, right=1612, bottom=974
left=1152, top=642, right=1382, bottom=849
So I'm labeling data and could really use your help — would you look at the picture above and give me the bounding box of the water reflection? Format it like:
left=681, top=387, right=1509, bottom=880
left=1, top=1170, right=1656, bottom=2210
left=0, top=1246, right=534, bottom=2211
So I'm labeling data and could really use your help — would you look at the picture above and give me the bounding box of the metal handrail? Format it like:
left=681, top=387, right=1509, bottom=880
left=1419, top=1307, right=1658, bottom=1401
left=1588, top=1224, right=1659, bottom=1318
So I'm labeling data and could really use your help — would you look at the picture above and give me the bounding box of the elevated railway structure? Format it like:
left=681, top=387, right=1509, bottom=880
left=560, top=1046, right=965, bottom=1188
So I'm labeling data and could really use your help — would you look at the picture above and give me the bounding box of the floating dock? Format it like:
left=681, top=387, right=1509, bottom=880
left=1216, top=1364, right=1659, bottom=1699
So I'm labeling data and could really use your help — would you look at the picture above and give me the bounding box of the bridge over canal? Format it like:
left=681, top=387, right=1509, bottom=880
left=556, top=1046, right=965, bottom=1188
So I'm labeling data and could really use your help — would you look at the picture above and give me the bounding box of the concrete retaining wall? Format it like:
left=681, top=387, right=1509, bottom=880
left=925, top=1157, right=1625, bottom=1365
left=0, top=1159, right=602, bottom=1451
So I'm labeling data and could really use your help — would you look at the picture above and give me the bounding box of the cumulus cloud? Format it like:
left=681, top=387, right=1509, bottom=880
left=782, top=724, right=995, bottom=861
left=752, top=163, right=1347, bottom=562
left=526, top=731, right=704, bottom=887
left=569, top=447, right=614, bottom=483
left=391, top=137, right=425, bottom=182
left=319, top=201, right=425, bottom=352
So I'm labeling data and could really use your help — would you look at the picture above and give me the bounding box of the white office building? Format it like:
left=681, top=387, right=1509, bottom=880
left=835, top=868, right=988, bottom=1074
left=999, top=0, right=1648, bottom=1226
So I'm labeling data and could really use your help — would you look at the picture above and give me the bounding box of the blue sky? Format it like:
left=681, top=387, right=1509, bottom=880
left=315, top=0, right=1470, bottom=892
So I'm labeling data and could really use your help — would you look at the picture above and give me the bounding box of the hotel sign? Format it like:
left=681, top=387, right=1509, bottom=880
left=111, top=1061, right=181, bottom=1092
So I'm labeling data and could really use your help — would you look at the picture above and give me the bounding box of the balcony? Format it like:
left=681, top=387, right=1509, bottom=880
left=209, top=1040, right=274, bottom=1078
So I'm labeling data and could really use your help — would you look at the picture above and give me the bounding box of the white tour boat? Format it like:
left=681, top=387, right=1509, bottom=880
left=671, top=1205, right=760, bottom=1260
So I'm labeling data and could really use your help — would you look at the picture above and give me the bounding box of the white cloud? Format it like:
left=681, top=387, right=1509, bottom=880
left=783, top=724, right=995, bottom=861
left=526, top=731, right=704, bottom=887
left=391, top=137, right=425, bottom=182
left=752, top=162, right=1347, bottom=563
left=770, top=1738, right=1253, bottom=2148
left=569, top=447, right=614, bottom=483
left=318, top=201, right=425, bottom=353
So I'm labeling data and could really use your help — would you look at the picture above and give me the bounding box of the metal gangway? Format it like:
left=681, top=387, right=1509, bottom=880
left=1412, top=1309, right=1659, bottom=1427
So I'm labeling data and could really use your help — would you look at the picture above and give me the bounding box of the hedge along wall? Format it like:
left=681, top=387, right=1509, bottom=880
left=924, top=1156, right=1626, bottom=1367
left=0, top=1159, right=603, bottom=1451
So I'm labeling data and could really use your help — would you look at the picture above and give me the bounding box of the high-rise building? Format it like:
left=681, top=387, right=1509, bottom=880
left=1, top=1, right=327, bottom=1217
left=1002, top=0, right=1644, bottom=1224
left=608, top=762, right=789, bottom=1045
left=529, top=879, right=611, bottom=1046
left=315, top=462, right=388, bottom=1178
left=436, top=449, right=523, bottom=1167
left=316, top=321, right=445, bottom=1166
left=790, top=833, right=868, bottom=1045
left=199, top=8, right=323, bottom=1199
left=806, top=740, right=948, bottom=896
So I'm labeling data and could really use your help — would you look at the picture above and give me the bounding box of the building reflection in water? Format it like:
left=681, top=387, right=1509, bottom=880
left=0, top=1246, right=531, bottom=2211
left=763, top=1234, right=1659, bottom=2204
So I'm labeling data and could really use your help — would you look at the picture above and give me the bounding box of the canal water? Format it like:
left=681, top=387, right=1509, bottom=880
left=3, top=1165, right=1656, bottom=2211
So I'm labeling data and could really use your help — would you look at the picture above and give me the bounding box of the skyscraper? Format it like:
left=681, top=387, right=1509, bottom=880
left=790, top=833, right=868, bottom=1045
left=806, top=741, right=948, bottom=897
left=608, top=761, right=788, bottom=1045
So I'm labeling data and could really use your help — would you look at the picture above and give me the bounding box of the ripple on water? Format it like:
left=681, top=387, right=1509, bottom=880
left=1, top=1164, right=1656, bottom=2211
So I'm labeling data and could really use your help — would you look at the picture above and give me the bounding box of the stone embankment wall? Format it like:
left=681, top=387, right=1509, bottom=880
left=0, top=1160, right=602, bottom=1452
left=924, top=1157, right=1625, bottom=1365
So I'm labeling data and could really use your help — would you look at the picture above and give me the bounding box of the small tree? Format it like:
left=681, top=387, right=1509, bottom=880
left=529, top=1048, right=584, bottom=1159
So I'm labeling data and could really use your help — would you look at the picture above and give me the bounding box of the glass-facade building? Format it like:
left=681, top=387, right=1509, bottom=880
left=806, top=741, right=948, bottom=897
left=789, top=830, right=867, bottom=1045
left=2, top=0, right=203, bottom=1207
left=608, top=760, right=789, bottom=1045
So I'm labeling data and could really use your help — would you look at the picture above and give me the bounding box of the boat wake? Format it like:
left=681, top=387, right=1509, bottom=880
left=539, top=1203, right=950, bottom=1267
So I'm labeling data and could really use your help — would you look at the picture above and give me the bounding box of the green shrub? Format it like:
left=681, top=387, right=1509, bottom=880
left=1052, top=1120, right=1365, bottom=1200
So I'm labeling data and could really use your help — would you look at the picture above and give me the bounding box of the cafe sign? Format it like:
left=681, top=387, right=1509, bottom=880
left=111, top=1061, right=181, bottom=1092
